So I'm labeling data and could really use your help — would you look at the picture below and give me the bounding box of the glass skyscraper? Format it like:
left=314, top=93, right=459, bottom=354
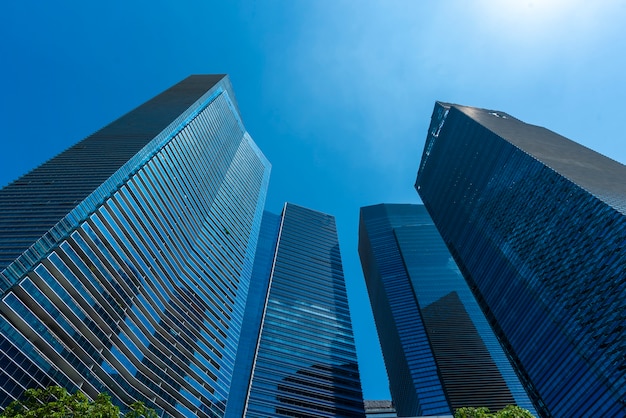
left=0, top=75, right=271, bottom=417
left=358, top=204, right=535, bottom=417
left=241, top=203, right=365, bottom=417
left=416, top=102, right=626, bottom=417
left=0, top=75, right=367, bottom=418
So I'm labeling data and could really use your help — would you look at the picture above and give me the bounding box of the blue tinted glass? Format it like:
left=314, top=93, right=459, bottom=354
left=244, top=204, right=366, bottom=418
left=0, top=76, right=271, bottom=417
left=416, top=102, right=626, bottom=417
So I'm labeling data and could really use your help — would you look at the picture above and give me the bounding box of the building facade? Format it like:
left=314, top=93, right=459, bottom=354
left=0, top=75, right=271, bottom=417
left=0, top=75, right=368, bottom=417
left=358, top=204, right=535, bottom=417
left=416, top=102, right=626, bottom=417
left=242, top=203, right=366, bottom=417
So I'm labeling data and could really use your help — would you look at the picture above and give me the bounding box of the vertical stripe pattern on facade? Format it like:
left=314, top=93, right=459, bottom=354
left=359, top=204, right=537, bottom=416
left=359, top=205, right=449, bottom=417
left=0, top=75, right=230, bottom=289
left=0, top=75, right=270, bottom=417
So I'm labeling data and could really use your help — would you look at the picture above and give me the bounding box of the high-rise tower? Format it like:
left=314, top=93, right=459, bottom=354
left=358, top=204, right=535, bottom=417
left=416, top=102, right=626, bottom=417
left=242, top=203, right=366, bottom=417
left=0, top=75, right=270, bottom=417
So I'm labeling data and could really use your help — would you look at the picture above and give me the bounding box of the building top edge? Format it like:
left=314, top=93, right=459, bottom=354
left=441, top=102, right=626, bottom=215
left=0, top=75, right=250, bottom=290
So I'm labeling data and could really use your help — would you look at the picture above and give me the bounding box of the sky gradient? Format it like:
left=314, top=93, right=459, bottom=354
left=2, top=0, right=626, bottom=401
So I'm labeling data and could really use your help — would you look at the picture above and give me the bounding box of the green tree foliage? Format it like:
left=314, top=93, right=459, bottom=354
left=125, top=401, right=158, bottom=418
left=496, top=405, right=535, bottom=418
left=0, top=386, right=156, bottom=418
left=455, top=406, right=492, bottom=418
left=455, top=405, right=535, bottom=418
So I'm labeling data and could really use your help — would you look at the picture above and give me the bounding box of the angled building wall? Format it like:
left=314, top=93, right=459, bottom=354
left=358, top=204, right=535, bottom=417
left=0, top=75, right=270, bottom=417
left=416, top=102, right=626, bottom=417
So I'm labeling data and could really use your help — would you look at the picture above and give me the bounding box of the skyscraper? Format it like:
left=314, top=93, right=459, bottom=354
left=358, top=204, right=535, bottom=417
left=416, top=102, right=626, bottom=417
left=0, top=75, right=271, bottom=417
left=241, top=203, right=366, bottom=417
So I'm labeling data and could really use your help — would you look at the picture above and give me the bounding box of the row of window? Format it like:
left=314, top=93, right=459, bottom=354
left=1, top=84, right=270, bottom=417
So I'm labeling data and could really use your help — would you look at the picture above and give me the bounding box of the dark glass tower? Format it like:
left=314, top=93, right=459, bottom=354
left=358, top=204, right=535, bottom=417
left=416, top=102, right=626, bottom=417
left=243, top=203, right=366, bottom=418
left=0, top=75, right=270, bottom=417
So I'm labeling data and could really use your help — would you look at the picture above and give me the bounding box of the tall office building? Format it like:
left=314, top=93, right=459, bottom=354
left=240, top=203, right=366, bottom=417
left=416, top=102, right=626, bottom=417
left=0, top=75, right=271, bottom=417
left=359, top=204, right=535, bottom=417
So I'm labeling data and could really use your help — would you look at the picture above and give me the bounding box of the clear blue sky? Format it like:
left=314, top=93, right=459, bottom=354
left=2, top=0, right=626, bottom=401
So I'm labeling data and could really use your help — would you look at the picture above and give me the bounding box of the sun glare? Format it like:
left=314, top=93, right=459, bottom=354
left=478, top=0, right=589, bottom=42
left=494, top=0, right=566, bottom=19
